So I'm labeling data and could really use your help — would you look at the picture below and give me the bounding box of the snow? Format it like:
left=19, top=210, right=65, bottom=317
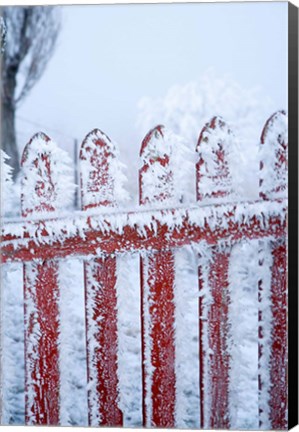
left=259, top=111, right=288, bottom=200
left=21, top=133, right=75, bottom=216
left=256, top=239, right=274, bottom=429
left=116, top=254, right=142, bottom=426
left=139, top=253, right=153, bottom=427
left=174, top=247, right=200, bottom=428
left=196, top=117, right=234, bottom=199
left=0, top=151, right=14, bottom=216
left=228, top=240, right=260, bottom=429
left=1, top=198, right=286, bottom=257
left=58, top=259, right=88, bottom=426
left=0, top=263, right=24, bottom=424
left=137, top=71, right=274, bottom=201
left=80, top=129, right=129, bottom=209
left=140, top=126, right=195, bottom=205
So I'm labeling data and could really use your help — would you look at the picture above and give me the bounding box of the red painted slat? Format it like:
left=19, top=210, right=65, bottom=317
left=21, top=133, right=60, bottom=425
left=269, top=241, right=287, bottom=429
left=139, top=125, right=176, bottom=427
left=196, top=116, right=233, bottom=202
left=80, top=129, right=123, bottom=426
left=258, top=111, right=287, bottom=429
left=208, top=251, right=230, bottom=429
left=196, top=117, right=233, bottom=429
left=24, top=260, right=60, bottom=425
left=259, top=110, right=287, bottom=200
left=198, top=266, right=205, bottom=428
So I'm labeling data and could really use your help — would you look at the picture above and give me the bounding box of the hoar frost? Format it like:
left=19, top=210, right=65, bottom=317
left=1, top=150, right=14, bottom=216
left=80, top=129, right=129, bottom=209
left=259, top=111, right=287, bottom=200
left=140, top=125, right=195, bottom=205
left=21, top=133, right=75, bottom=215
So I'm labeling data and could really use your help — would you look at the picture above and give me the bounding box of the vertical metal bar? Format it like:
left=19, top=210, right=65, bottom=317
left=21, top=133, right=60, bottom=425
left=259, top=111, right=287, bottom=429
left=207, top=251, right=230, bottom=429
left=80, top=129, right=123, bottom=426
left=269, top=241, right=287, bottom=429
left=139, top=125, right=176, bottom=427
left=196, top=117, right=233, bottom=429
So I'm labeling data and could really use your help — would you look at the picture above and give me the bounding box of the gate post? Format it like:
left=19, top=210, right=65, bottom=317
left=139, top=125, right=176, bottom=427
left=21, top=133, right=61, bottom=425
left=258, top=111, right=288, bottom=429
left=80, top=129, right=123, bottom=426
left=196, top=117, right=234, bottom=429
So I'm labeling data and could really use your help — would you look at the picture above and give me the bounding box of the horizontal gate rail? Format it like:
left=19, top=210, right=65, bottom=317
left=1, top=199, right=286, bottom=263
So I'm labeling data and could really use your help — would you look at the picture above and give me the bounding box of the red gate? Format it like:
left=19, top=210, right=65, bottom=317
left=1, top=111, right=287, bottom=429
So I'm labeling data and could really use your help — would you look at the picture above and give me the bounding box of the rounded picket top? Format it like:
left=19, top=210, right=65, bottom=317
left=21, top=132, right=75, bottom=217
left=139, top=125, right=174, bottom=205
left=21, top=132, right=57, bottom=216
left=196, top=116, right=233, bottom=202
left=21, top=132, right=51, bottom=164
left=80, top=128, right=116, bottom=157
left=140, top=125, right=170, bottom=163
left=80, top=128, right=120, bottom=210
left=259, top=110, right=287, bottom=200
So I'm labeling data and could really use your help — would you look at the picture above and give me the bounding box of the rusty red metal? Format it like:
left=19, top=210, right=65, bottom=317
left=258, top=112, right=288, bottom=429
left=139, top=125, right=176, bottom=427
left=260, top=110, right=287, bottom=200
left=196, top=116, right=233, bottom=202
left=197, top=117, right=233, bottom=429
left=269, top=241, right=287, bottom=429
left=1, top=205, right=285, bottom=264
left=207, top=251, right=230, bottom=429
left=198, top=266, right=205, bottom=428
left=80, top=129, right=123, bottom=426
left=24, top=260, right=60, bottom=425
left=141, top=251, right=176, bottom=427
left=21, top=133, right=60, bottom=425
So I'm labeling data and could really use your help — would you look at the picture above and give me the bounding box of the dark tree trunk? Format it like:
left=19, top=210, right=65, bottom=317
left=1, top=68, right=20, bottom=178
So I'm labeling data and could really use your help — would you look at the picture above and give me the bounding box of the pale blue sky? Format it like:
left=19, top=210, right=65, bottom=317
left=17, top=2, right=288, bottom=155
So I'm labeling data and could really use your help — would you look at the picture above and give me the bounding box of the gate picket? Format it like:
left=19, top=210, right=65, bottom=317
left=258, top=111, right=288, bottom=429
left=80, top=129, right=123, bottom=426
left=196, top=117, right=234, bottom=429
left=21, top=133, right=60, bottom=425
left=139, top=125, right=176, bottom=427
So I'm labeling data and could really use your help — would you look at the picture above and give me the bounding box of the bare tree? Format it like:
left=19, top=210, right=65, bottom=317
left=0, top=17, right=6, bottom=54
left=1, top=6, right=61, bottom=176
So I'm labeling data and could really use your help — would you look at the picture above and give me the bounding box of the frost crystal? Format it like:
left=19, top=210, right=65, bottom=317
left=80, top=129, right=129, bottom=209
left=1, top=150, right=14, bottom=216
left=259, top=111, right=287, bottom=200
left=21, top=133, right=75, bottom=215
left=140, top=125, right=194, bottom=205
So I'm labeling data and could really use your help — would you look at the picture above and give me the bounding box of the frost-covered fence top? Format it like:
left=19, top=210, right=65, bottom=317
left=0, top=111, right=288, bottom=429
